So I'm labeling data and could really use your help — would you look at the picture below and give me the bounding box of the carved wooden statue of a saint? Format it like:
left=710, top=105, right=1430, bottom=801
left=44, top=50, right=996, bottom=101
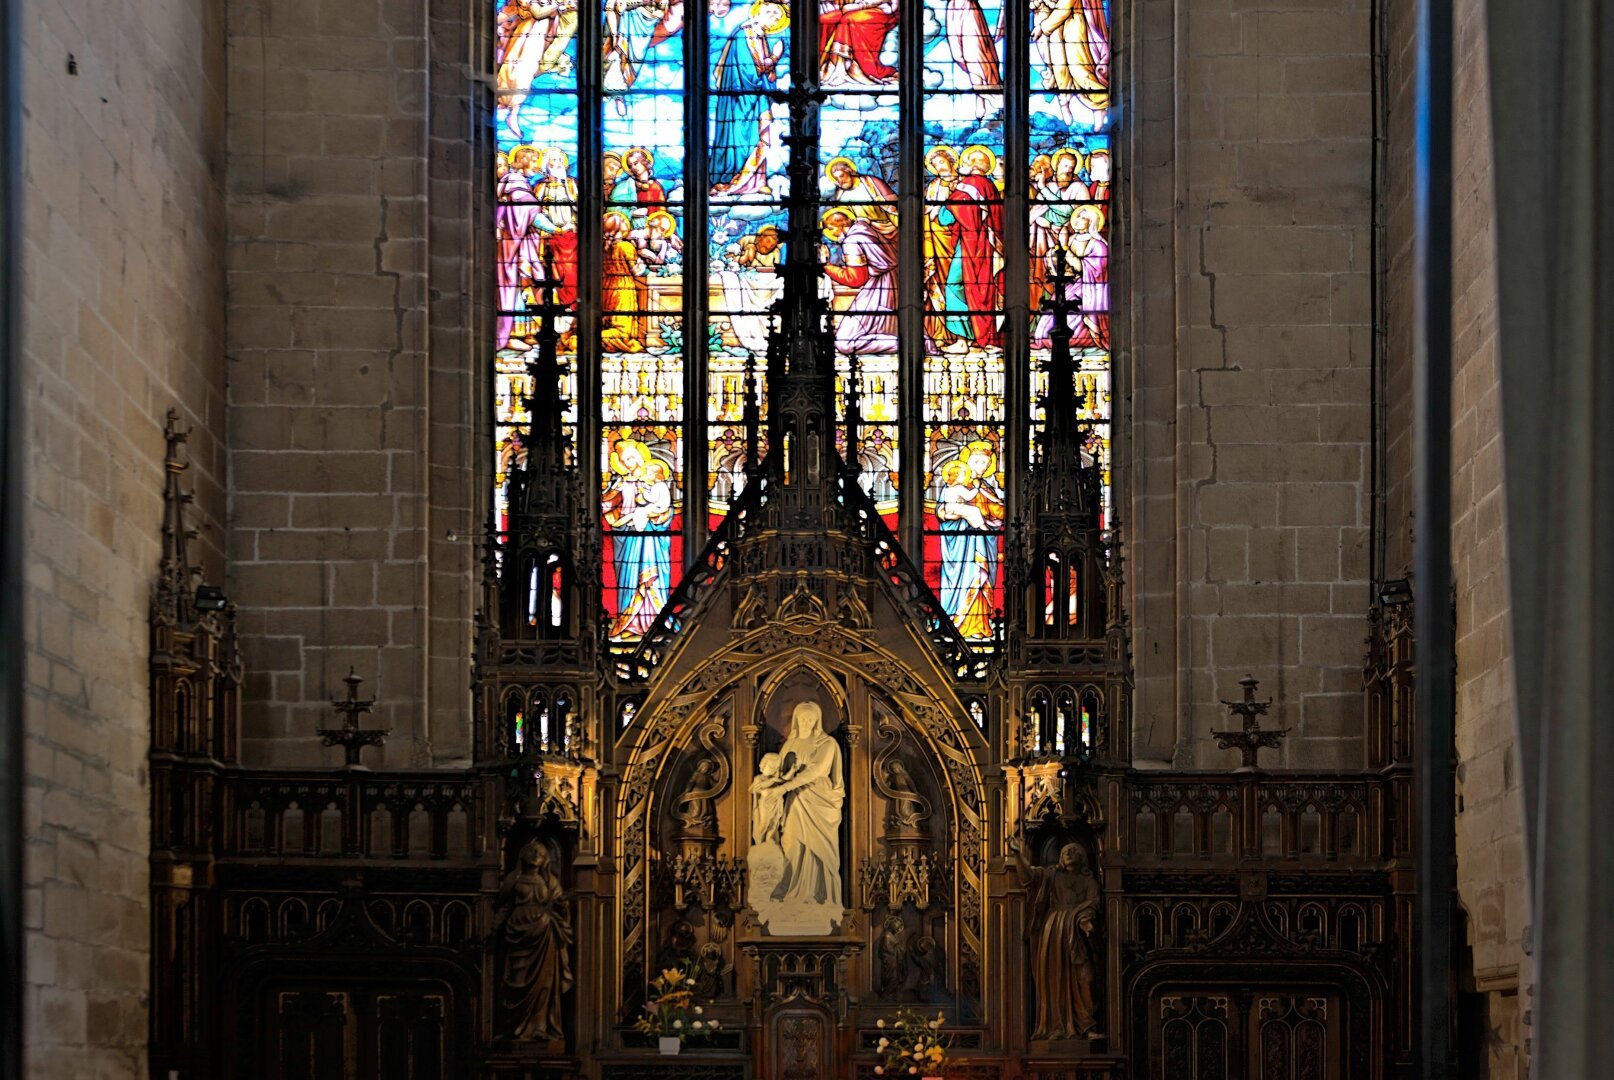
left=747, top=699, right=845, bottom=935
left=1010, top=836, right=1102, bottom=1040
left=498, top=839, right=575, bottom=1043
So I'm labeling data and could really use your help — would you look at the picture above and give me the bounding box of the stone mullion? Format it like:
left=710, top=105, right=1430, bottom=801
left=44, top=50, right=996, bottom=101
left=898, top=0, right=925, bottom=558
left=1003, top=0, right=1030, bottom=527
left=684, top=8, right=710, bottom=557
left=578, top=0, right=604, bottom=604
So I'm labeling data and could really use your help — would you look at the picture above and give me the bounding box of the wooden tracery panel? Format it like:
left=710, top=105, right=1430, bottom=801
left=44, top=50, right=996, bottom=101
left=1150, top=990, right=1343, bottom=1080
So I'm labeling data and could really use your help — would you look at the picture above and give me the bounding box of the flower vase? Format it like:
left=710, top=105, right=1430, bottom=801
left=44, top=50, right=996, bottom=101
left=658, top=1036, right=681, bottom=1056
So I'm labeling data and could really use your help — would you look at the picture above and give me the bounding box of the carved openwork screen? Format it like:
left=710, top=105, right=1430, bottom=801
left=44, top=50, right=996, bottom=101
left=492, top=0, right=1114, bottom=644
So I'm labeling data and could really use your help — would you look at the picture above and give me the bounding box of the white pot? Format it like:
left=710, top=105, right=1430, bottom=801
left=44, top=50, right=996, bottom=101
left=658, top=1036, right=681, bottom=1055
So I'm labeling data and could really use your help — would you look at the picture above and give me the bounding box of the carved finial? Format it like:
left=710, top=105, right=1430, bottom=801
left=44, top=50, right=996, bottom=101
left=318, top=668, right=389, bottom=769
left=157, top=410, right=199, bottom=614
left=1210, top=674, right=1287, bottom=771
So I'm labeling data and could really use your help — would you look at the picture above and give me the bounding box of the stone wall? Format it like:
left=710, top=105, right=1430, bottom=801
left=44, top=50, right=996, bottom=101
left=1447, top=0, right=1529, bottom=1070
left=1380, top=0, right=1530, bottom=1069
left=19, top=0, right=227, bottom=1074
left=1127, top=0, right=1377, bottom=768
left=224, top=0, right=481, bottom=766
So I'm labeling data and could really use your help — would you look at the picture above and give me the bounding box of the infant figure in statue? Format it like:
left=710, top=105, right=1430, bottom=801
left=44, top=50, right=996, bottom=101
left=750, top=751, right=797, bottom=845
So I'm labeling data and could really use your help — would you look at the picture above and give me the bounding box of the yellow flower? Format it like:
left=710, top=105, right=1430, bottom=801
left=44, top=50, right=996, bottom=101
left=659, top=967, right=684, bottom=986
left=928, top=1046, right=945, bottom=1062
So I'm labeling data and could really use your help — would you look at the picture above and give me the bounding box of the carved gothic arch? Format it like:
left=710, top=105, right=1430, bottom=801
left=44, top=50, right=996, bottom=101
left=612, top=619, right=994, bottom=1020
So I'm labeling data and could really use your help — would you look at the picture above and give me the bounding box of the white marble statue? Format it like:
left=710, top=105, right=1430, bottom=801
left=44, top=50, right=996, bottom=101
left=747, top=701, right=845, bottom=935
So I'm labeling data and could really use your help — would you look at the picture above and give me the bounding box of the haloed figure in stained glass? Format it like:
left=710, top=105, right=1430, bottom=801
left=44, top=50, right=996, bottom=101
left=935, top=440, right=1005, bottom=639
left=496, top=0, right=579, bottom=136
left=826, top=158, right=898, bottom=229
left=1033, top=204, right=1107, bottom=350
left=819, top=0, right=898, bottom=87
left=602, top=437, right=675, bottom=639
left=820, top=209, right=899, bottom=354
left=611, top=148, right=669, bottom=227
left=497, top=145, right=580, bottom=350
left=710, top=1, right=789, bottom=197
left=923, top=145, right=1003, bottom=352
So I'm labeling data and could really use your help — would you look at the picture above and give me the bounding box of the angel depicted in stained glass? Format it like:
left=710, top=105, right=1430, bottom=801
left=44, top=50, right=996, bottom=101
left=602, top=436, right=676, bottom=639
left=944, top=0, right=1003, bottom=96
left=496, top=0, right=579, bottom=136
left=819, top=0, right=898, bottom=87
left=821, top=210, right=899, bottom=354
left=710, top=2, right=789, bottom=197
left=1031, top=0, right=1110, bottom=123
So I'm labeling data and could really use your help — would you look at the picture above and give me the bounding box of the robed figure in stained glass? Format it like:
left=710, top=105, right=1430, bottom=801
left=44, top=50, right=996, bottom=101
left=819, top=0, right=898, bottom=86
left=531, top=149, right=579, bottom=308
left=923, top=146, right=1003, bottom=351
left=710, top=2, right=789, bottom=197
left=603, top=0, right=673, bottom=97
left=821, top=210, right=899, bottom=354
left=496, top=0, right=579, bottom=136
left=602, top=437, right=675, bottom=639
left=716, top=224, right=785, bottom=352
left=944, top=0, right=1003, bottom=95
left=496, top=146, right=547, bottom=351
left=1033, top=205, right=1107, bottom=349
left=601, top=212, right=649, bottom=352
left=935, top=440, right=1004, bottom=638
left=610, top=147, right=669, bottom=230
left=1031, top=0, right=1110, bottom=122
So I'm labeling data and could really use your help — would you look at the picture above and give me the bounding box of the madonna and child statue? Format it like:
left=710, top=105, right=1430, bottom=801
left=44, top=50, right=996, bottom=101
left=747, top=700, right=845, bottom=936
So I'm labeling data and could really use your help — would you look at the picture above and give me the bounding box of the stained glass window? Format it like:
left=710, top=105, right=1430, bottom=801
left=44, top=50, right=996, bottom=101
left=492, top=0, right=1114, bottom=645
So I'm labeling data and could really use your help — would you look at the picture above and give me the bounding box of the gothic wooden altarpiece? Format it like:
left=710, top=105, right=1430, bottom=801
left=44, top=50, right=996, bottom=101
left=147, top=1, right=1419, bottom=1076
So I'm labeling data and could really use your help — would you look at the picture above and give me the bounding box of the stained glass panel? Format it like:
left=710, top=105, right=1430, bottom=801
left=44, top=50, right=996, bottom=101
left=493, top=0, right=1117, bottom=646
left=820, top=0, right=900, bottom=87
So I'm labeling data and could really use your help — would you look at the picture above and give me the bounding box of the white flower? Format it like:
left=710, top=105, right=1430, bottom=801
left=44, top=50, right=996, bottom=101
left=908, top=1068, right=918, bottom=1076
left=694, top=1006, right=703, bottom=1015
left=692, top=1021, right=703, bottom=1030
left=673, top=1020, right=683, bottom=1029
left=929, top=1020, right=940, bottom=1029
left=710, top=1020, right=721, bottom=1029
left=877, top=1019, right=886, bottom=1029
left=913, top=1050, right=924, bottom=1060
left=878, top=1037, right=889, bottom=1049
left=874, top=1068, right=884, bottom=1076
left=686, top=978, right=696, bottom=986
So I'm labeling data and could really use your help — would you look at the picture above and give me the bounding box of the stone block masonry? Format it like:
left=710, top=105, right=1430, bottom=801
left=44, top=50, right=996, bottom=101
left=19, top=0, right=228, bottom=1074
left=1126, top=0, right=1376, bottom=769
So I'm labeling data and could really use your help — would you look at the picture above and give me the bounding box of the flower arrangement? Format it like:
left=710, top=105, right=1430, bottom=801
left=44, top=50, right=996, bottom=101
left=873, top=1009, right=951, bottom=1076
left=634, top=964, right=720, bottom=1047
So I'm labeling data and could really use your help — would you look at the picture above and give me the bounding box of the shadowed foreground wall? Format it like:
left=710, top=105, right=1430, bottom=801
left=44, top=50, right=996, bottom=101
left=19, top=0, right=226, bottom=1074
